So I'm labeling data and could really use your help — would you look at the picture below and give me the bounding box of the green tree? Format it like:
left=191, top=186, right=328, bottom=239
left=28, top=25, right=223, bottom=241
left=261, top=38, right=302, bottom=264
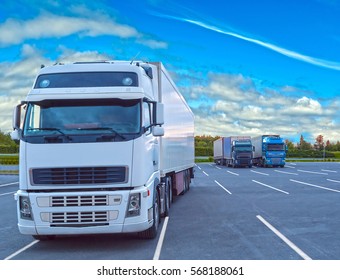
left=298, top=135, right=312, bottom=150
left=285, top=139, right=295, bottom=151
left=0, top=130, right=19, bottom=153
left=195, top=135, right=220, bottom=156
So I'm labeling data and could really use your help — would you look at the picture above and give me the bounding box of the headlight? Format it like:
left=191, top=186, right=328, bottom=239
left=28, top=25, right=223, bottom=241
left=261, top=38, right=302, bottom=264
left=19, top=196, right=33, bottom=220
left=126, top=193, right=141, bottom=217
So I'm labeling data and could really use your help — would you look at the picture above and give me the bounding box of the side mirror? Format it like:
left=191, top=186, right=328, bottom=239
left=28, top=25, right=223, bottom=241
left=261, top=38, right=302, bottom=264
left=13, top=104, right=22, bottom=130
left=153, top=103, right=164, bottom=126
left=11, top=103, right=24, bottom=140
left=253, top=146, right=255, bottom=152
left=11, top=130, right=20, bottom=141
left=152, top=126, right=164, bottom=137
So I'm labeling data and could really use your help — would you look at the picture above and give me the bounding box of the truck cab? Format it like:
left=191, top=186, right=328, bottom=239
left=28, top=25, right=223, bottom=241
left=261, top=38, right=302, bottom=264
left=253, top=135, right=287, bottom=167
left=231, top=139, right=253, bottom=168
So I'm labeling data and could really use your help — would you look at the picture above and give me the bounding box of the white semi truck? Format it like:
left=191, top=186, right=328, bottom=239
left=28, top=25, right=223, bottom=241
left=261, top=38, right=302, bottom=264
left=11, top=61, right=194, bottom=240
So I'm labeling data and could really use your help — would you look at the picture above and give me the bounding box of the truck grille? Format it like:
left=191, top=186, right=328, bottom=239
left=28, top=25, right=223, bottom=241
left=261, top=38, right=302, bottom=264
left=51, top=211, right=108, bottom=224
left=51, top=195, right=108, bottom=207
left=271, top=158, right=281, bottom=165
left=31, top=166, right=127, bottom=185
left=239, top=159, right=250, bottom=165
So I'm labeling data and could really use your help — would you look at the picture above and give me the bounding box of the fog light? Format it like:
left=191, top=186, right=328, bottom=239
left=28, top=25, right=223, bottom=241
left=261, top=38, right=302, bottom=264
left=20, top=196, right=33, bottom=220
left=126, top=193, right=140, bottom=217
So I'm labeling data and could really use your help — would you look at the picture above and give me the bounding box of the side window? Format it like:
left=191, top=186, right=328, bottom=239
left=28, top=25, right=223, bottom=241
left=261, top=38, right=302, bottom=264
left=20, top=105, right=27, bottom=130
left=28, top=105, right=41, bottom=129
left=143, top=102, right=151, bottom=133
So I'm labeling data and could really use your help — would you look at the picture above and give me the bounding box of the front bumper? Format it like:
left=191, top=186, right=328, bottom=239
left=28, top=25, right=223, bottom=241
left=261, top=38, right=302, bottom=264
left=15, top=187, right=153, bottom=236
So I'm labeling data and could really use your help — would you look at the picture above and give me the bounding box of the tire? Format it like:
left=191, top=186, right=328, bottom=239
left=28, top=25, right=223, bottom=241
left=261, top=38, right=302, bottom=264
left=138, top=190, right=160, bottom=239
left=163, top=177, right=171, bottom=217
left=182, top=170, right=189, bottom=194
left=186, top=169, right=190, bottom=192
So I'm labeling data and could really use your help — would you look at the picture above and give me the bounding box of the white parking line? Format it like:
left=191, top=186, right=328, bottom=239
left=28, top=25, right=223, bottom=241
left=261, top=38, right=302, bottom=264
left=153, top=216, right=169, bottom=260
left=256, top=215, right=312, bottom=260
left=4, top=240, right=40, bottom=260
left=202, top=171, right=209, bottom=176
left=227, top=170, right=239, bottom=176
left=290, top=179, right=340, bottom=193
left=297, top=169, right=328, bottom=175
left=215, top=166, right=222, bottom=170
left=288, top=163, right=297, bottom=166
left=285, top=165, right=296, bottom=169
left=321, top=169, right=337, bottom=173
left=197, top=166, right=202, bottom=170
left=0, top=181, right=19, bottom=188
left=327, top=179, right=340, bottom=184
left=274, top=170, right=298, bottom=175
left=214, top=180, right=232, bottom=195
left=0, top=191, right=16, bottom=197
left=252, top=180, right=289, bottom=195
left=251, top=170, right=269, bottom=176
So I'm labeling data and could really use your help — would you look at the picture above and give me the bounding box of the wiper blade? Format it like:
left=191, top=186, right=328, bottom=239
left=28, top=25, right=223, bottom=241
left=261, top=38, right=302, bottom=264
left=77, top=127, right=126, bottom=140
left=28, top=128, right=72, bottom=140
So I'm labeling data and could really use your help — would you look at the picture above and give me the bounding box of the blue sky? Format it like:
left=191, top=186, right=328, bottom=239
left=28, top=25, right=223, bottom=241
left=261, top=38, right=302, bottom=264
left=0, top=0, right=339, bottom=143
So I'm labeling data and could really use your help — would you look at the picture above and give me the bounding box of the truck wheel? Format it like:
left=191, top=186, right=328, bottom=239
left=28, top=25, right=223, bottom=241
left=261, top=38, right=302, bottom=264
left=186, top=169, right=190, bottom=192
left=163, top=178, right=171, bottom=217
left=138, top=191, right=160, bottom=239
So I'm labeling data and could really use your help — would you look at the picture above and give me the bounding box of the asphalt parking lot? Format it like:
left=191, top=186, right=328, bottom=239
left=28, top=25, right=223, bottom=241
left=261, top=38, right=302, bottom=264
left=1, top=162, right=339, bottom=260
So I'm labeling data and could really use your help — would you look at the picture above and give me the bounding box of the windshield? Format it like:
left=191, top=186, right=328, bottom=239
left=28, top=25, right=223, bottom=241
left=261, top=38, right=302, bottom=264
left=234, top=145, right=252, bottom=152
left=267, top=144, right=285, bottom=151
left=23, top=99, right=141, bottom=143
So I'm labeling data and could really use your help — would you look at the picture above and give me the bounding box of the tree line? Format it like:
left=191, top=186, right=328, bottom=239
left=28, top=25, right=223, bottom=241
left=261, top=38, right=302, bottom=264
left=0, top=130, right=19, bottom=153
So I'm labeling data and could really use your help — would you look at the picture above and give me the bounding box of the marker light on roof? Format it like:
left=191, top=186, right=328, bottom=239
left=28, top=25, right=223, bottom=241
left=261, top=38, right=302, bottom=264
left=122, top=77, right=133, bottom=86
left=40, top=79, right=50, bottom=88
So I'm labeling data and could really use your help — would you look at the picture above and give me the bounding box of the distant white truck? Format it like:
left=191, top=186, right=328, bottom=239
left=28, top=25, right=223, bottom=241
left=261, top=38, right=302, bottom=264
left=213, top=136, right=253, bottom=167
left=11, top=61, right=194, bottom=240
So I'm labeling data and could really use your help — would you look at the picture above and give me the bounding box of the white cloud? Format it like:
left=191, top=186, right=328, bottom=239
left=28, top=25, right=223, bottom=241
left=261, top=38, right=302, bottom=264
left=0, top=9, right=167, bottom=49
left=0, top=96, right=20, bottom=131
left=0, top=13, right=137, bottom=46
left=55, top=46, right=111, bottom=63
left=0, top=46, right=112, bottom=133
left=282, top=96, right=323, bottom=115
left=191, top=72, right=340, bottom=142
left=136, top=38, right=168, bottom=49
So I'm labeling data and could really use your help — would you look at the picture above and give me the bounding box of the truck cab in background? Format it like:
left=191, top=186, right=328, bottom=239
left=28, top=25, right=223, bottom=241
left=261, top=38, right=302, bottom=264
left=230, top=139, right=254, bottom=168
left=252, top=135, right=287, bottom=167
left=213, top=136, right=253, bottom=168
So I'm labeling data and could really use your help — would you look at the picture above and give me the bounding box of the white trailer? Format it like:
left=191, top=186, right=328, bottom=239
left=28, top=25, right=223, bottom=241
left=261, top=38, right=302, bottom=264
left=11, top=61, right=194, bottom=240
